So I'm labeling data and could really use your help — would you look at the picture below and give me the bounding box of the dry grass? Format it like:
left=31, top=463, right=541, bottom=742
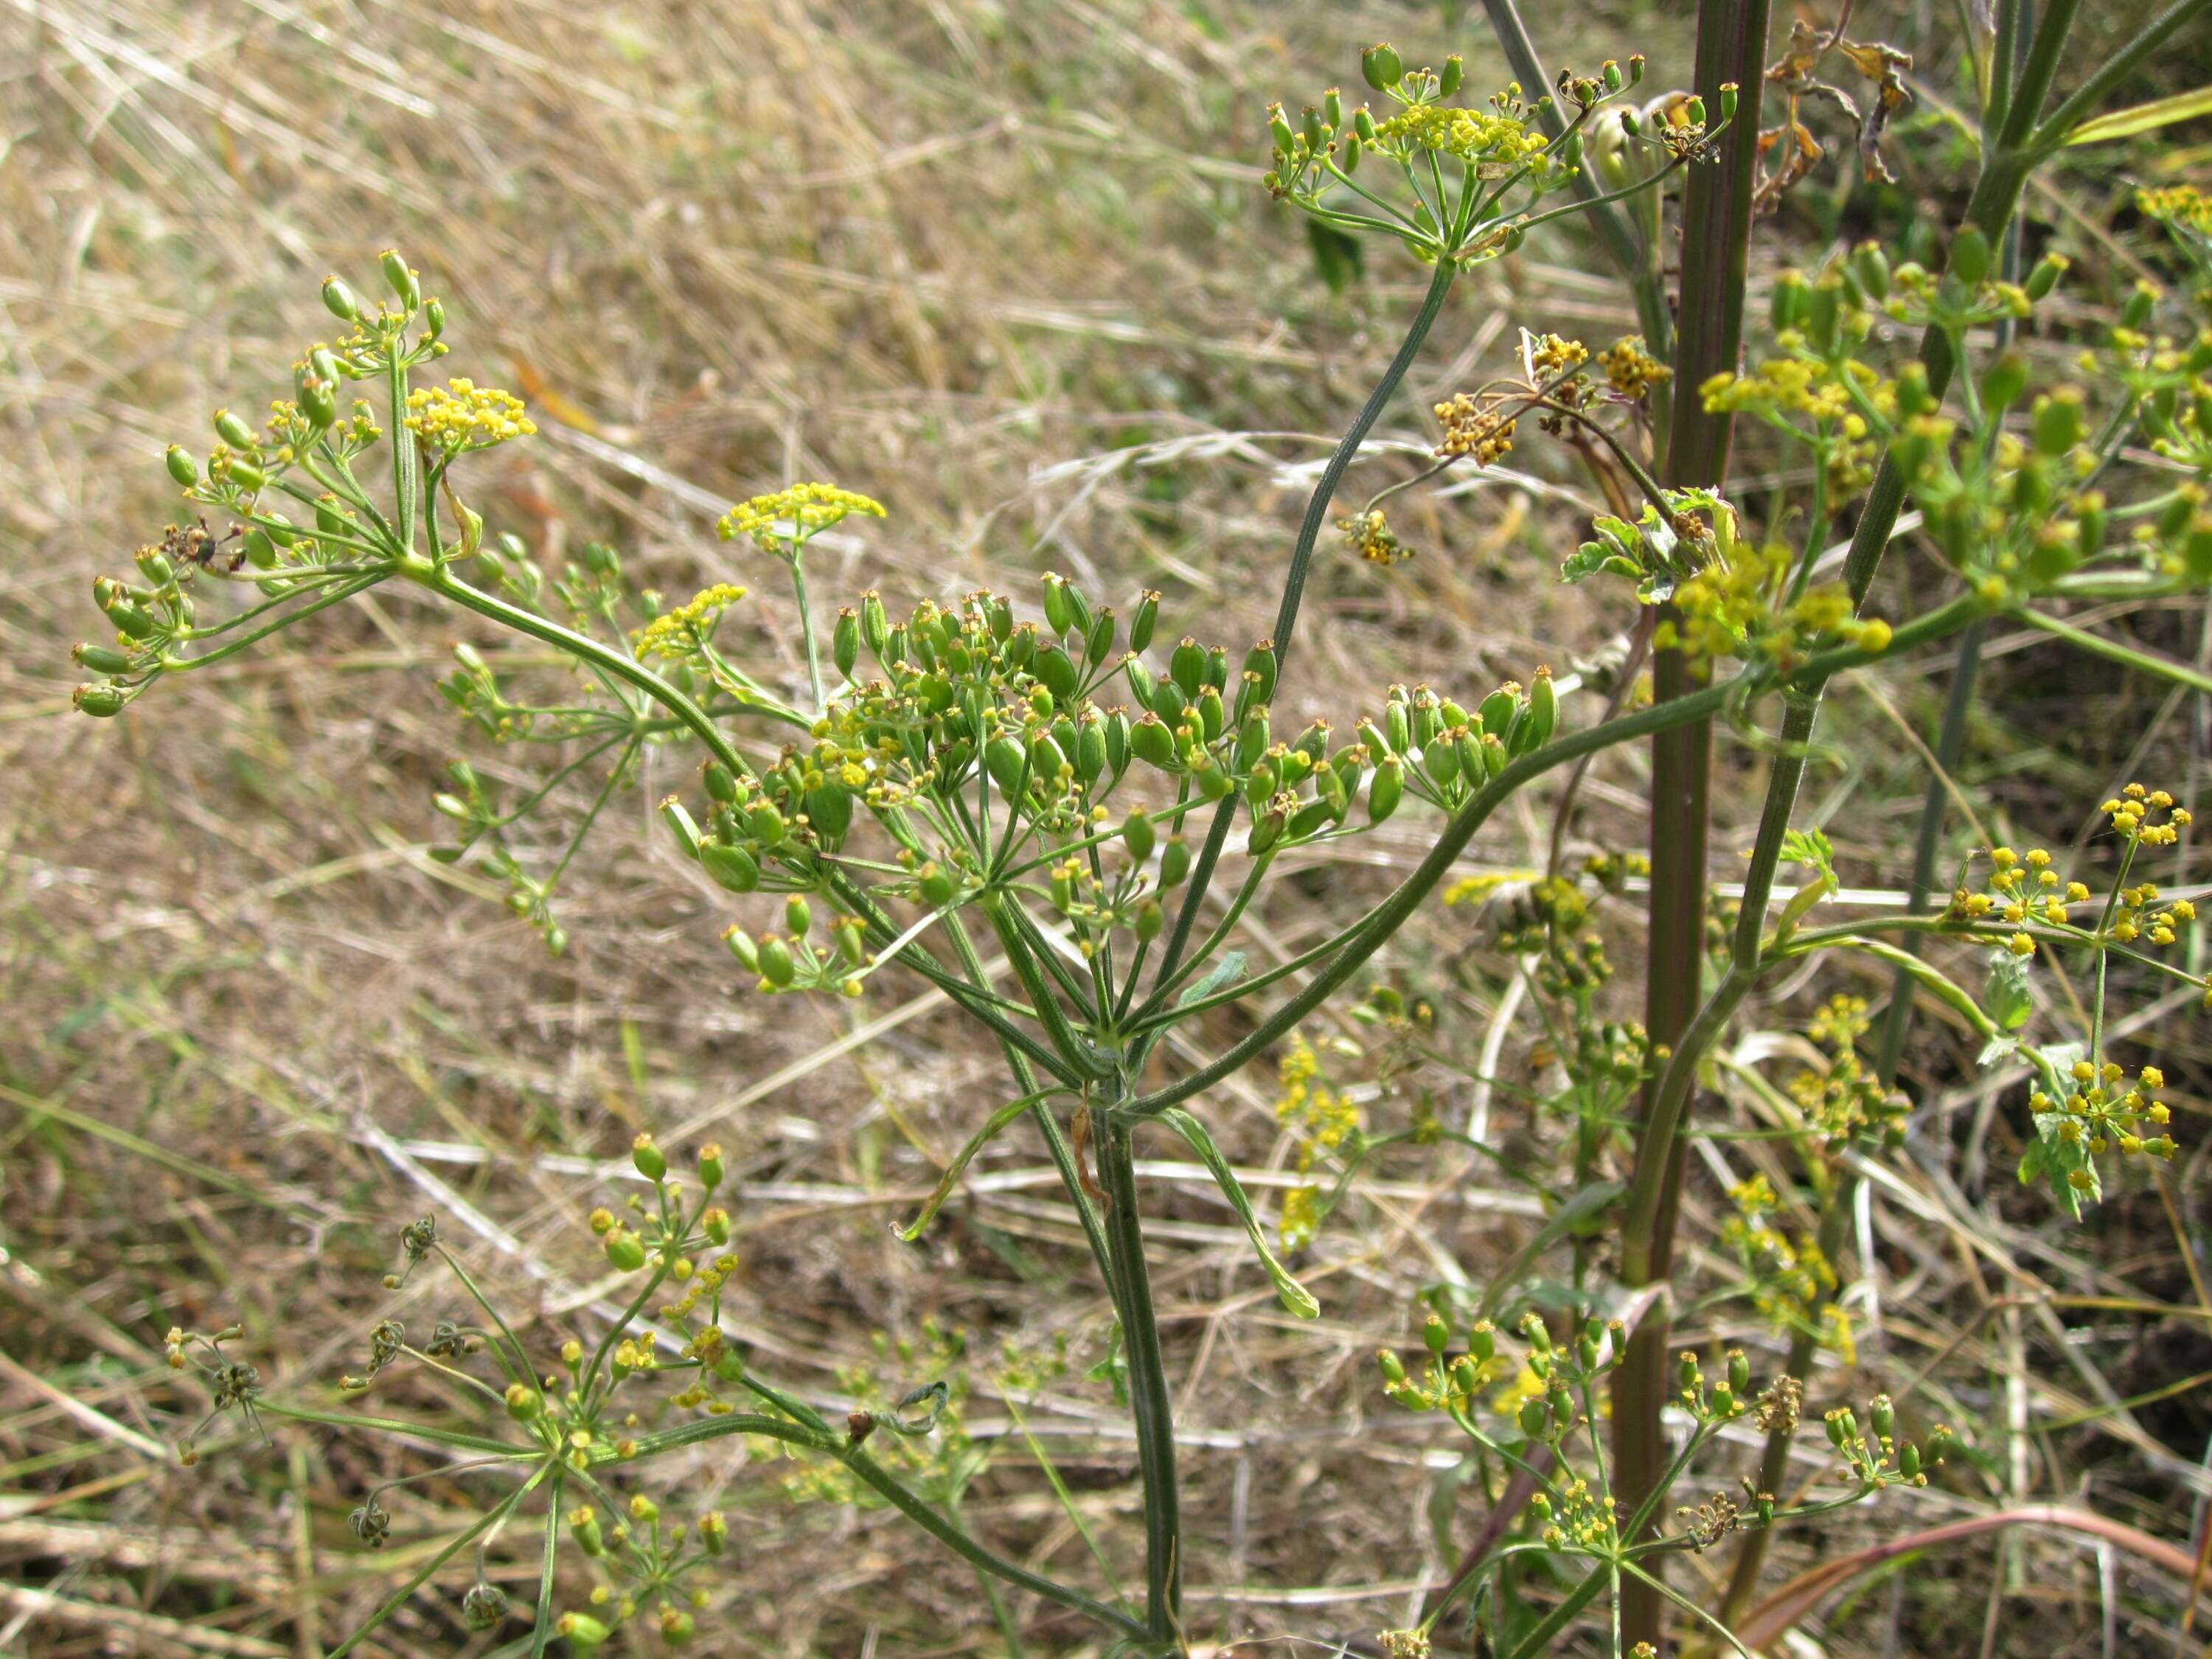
left=1, top=1, right=2208, bottom=1654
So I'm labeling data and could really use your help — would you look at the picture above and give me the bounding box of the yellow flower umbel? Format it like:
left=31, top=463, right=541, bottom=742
left=636, top=584, right=748, bottom=660
left=1273, top=1033, right=1361, bottom=1249
left=1339, top=508, right=1413, bottom=566
left=403, top=378, right=536, bottom=451
left=717, top=483, right=886, bottom=557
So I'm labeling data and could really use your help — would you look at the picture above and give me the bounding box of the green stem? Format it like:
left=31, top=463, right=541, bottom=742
left=1097, top=1103, right=1180, bottom=1648
left=1149, top=254, right=1457, bottom=1008
left=627, top=1413, right=1145, bottom=1637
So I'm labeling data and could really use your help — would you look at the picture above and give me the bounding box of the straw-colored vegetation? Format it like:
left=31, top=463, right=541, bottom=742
left=4, top=1, right=2211, bottom=1655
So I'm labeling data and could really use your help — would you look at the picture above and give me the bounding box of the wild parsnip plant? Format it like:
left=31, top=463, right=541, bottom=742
left=67, top=4, right=2212, bottom=1653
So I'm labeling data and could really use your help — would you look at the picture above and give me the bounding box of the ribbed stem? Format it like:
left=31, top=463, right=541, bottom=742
left=1097, top=1106, right=1181, bottom=1646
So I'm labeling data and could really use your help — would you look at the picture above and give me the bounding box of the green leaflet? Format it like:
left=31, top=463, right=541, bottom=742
left=894, top=1088, right=1068, bottom=1241
left=1157, top=1107, right=1319, bottom=1319
left=2065, top=86, right=2212, bottom=145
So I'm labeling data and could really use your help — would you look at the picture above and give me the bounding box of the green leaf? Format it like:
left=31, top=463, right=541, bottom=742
left=2065, top=85, right=2212, bottom=146
left=1983, top=949, right=2034, bottom=1032
left=1158, top=1107, right=1319, bottom=1318
left=894, top=1088, right=1066, bottom=1241
left=1304, top=218, right=1366, bottom=293
left=1178, top=950, right=1247, bottom=1007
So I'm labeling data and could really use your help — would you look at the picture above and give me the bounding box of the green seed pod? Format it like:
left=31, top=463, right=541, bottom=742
left=1603, top=59, right=1624, bottom=91
left=135, top=546, right=175, bottom=586
left=2023, top=250, right=2069, bottom=302
left=1076, top=717, right=1107, bottom=782
left=1197, top=685, right=1225, bottom=743
left=1478, top=686, right=1516, bottom=738
left=106, top=601, right=161, bottom=641
left=1899, top=1440, right=1922, bottom=1479
left=1769, top=270, right=1807, bottom=334
left=1949, top=224, right=1990, bottom=287
left=1234, top=708, right=1271, bottom=773
left=1321, top=86, right=1343, bottom=132
left=1377, top=1347, right=1408, bottom=1386
left=702, top=761, right=737, bottom=804
left=1926, top=1424, right=1955, bottom=1464
left=1978, top=349, right=2028, bottom=415
left=1133, top=898, right=1164, bottom=942
left=1246, top=805, right=1285, bottom=858
left=1148, top=681, right=1185, bottom=725
left=785, top=895, right=813, bottom=939
left=1354, top=107, right=1378, bottom=143
left=1427, top=734, right=1461, bottom=788
left=321, top=276, right=361, bottom=321
left=1728, top=1349, right=1750, bottom=1394
left=1423, top=1314, right=1449, bottom=1356
left=1243, top=640, right=1279, bottom=706
left=1710, top=1382, right=1736, bottom=1416
left=1340, top=133, right=1362, bottom=173
left=1003, top=622, right=1036, bottom=672
left=557, top=1613, right=611, bottom=1649
left=1851, top=242, right=1891, bottom=302
left=860, top=591, right=889, bottom=657
left=1269, top=105, right=1296, bottom=160
left=723, top=927, right=760, bottom=973
left=1683, top=94, right=1706, bottom=127
left=505, top=1381, right=543, bottom=1422
left=985, top=737, right=1028, bottom=793
left=1361, top=42, right=1402, bottom=91
left=1677, top=1350, right=1701, bottom=1394
left=1035, top=580, right=1071, bottom=641
left=1121, top=809, right=1156, bottom=865
left=1085, top=608, right=1116, bottom=667
left=1035, top=645, right=1079, bottom=700
left=1159, top=835, right=1191, bottom=888
left=1870, top=1394, right=1895, bottom=1441
left=832, top=608, right=860, bottom=679
left=698, top=1511, right=729, bottom=1557
left=661, top=798, right=703, bottom=859
left=164, top=445, right=200, bottom=488
left=1288, top=798, right=1332, bottom=839
left=2031, top=388, right=2084, bottom=456
left=568, top=1506, right=607, bottom=1557
left=1526, top=669, right=1557, bottom=746
left=1029, top=731, right=1068, bottom=782
left=1717, top=80, right=1738, bottom=121
left=1368, top=757, right=1403, bottom=823
left=214, top=408, right=257, bottom=450
left=918, top=861, right=957, bottom=906
left=1169, top=636, right=1206, bottom=699
left=661, top=1610, right=697, bottom=1645
left=749, top=801, right=787, bottom=846
left=604, top=1229, right=648, bottom=1272
left=700, top=843, right=761, bottom=894
left=1383, top=700, right=1411, bottom=754
left=1518, top=1397, right=1551, bottom=1439
left=1124, top=653, right=1158, bottom=709
left=1204, top=644, right=1229, bottom=691
left=72, top=642, right=134, bottom=675
left=1130, top=713, right=1175, bottom=770
left=240, top=527, right=279, bottom=568
left=73, top=682, right=127, bottom=717
left=1129, top=590, right=1160, bottom=654
left=1104, top=710, right=1130, bottom=779
left=379, top=248, right=420, bottom=307
left=1439, top=54, right=1463, bottom=97
left=759, top=936, right=797, bottom=988
left=1804, top=279, right=1841, bottom=352
left=806, top=782, right=852, bottom=845
left=2121, top=279, right=2159, bottom=330
left=698, top=1144, right=725, bottom=1189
